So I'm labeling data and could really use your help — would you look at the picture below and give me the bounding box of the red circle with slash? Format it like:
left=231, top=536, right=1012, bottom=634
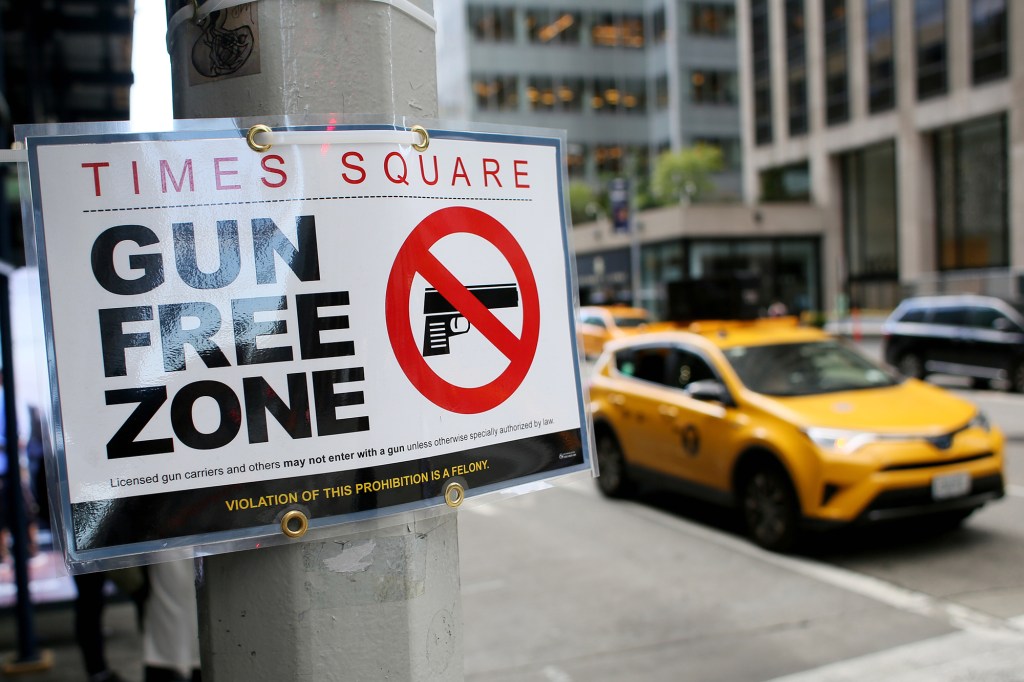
left=385, top=206, right=540, bottom=414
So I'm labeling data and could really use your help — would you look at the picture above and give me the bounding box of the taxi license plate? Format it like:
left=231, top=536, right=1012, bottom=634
left=932, top=472, right=970, bottom=500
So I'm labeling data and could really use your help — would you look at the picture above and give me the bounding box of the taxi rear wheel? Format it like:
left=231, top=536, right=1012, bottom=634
left=596, top=431, right=632, bottom=498
left=740, top=465, right=800, bottom=553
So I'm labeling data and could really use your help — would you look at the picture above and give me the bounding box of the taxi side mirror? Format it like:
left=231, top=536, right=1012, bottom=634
left=684, top=380, right=733, bottom=406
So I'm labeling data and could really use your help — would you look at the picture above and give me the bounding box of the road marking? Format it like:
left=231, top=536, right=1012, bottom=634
left=540, top=665, right=573, bottom=682
left=763, top=626, right=1024, bottom=681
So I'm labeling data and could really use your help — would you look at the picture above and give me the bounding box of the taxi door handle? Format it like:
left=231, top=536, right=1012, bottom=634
left=658, top=405, right=678, bottom=419
left=609, top=394, right=626, bottom=406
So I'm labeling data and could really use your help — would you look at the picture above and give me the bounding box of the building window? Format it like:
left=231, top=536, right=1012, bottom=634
left=935, top=114, right=1008, bottom=270
left=866, top=0, right=895, bottom=112
left=473, top=74, right=519, bottom=111
left=591, top=12, right=645, bottom=48
left=655, top=75, right=669, bottom=109
left=824, top=0, right=849, bottom=125
left=525, top=9, right=581, bottom=44
left=620, top=80, right=647, bottom=112
left=916, top=0, right=947, bottom=99
left=972, top=0, right=1008, bottom=84
left=591, top=78, right=647, bottom=113
left=760, top=162, right=811, bottom=201
left=596, top=145, right=625, bottom=174
left=527, top=76, right=583, bottom=111
left=690, top=70, right=736, bottom=105
left=841, top=142, right=898, bottom=307
left=690, top=3, right=735, bottom=37
left=567, top=144, right=587, bottom=178
left=682, top=239, right=821, bottom=317
left=786, top=0, right=808, bottom=136
left=652, top=7, right=667, bottom=43
left=751, top=0, right=772, bottom=144
left=469, top=6, right=516, bottom=42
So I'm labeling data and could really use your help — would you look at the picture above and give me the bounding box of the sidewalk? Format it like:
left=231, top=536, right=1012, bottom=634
left=0, top=598, right=141, bottom=681
left=0, top=543, right=143, bottom=681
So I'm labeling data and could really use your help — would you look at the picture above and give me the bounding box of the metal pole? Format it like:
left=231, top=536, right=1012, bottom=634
left=165, top=2, right=461, bottom=679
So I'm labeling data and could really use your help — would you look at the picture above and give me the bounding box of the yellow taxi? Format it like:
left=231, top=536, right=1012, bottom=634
left=577, top=305, right=653, bottom=358
left=589, top=320, right=1005, bottom=551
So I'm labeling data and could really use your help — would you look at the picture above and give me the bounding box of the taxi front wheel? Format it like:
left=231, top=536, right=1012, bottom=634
left=740, top=465, right=800, bottom=553
left=596, top=431, right=632, bottom=498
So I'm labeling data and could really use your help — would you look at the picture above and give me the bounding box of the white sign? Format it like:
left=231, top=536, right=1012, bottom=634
left=26, top=123, right=589, bottom=565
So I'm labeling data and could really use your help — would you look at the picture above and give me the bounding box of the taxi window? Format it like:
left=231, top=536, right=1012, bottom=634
left=582, top=315, right=606, bottom=327
left=612, top=315, right=648, bottom=328
left=724, top=341, right=898, bottom=396
left=616, top=347, right=672, bottom=386
left=674, top=350, right=716, bottom=390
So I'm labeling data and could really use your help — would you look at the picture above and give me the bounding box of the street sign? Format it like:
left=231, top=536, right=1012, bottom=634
left=22, top=122, right=591, bottom=569
left=609, top=177, right=630, bottom=233
left=385, top=206, right=540, bottom=413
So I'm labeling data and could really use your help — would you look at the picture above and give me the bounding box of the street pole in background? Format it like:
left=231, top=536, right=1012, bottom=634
left=165, top=2, right=462, bottom=679
left=608, top=178, right=640, bottom=306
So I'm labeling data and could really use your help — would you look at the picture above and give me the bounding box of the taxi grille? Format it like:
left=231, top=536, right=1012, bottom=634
left=864, top=473, right=1003, bottom=513
left=881, top=452, right=994, bottom=472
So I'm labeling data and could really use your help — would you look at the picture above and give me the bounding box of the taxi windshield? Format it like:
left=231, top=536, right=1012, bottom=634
left=613, top=315, right=649, bottom=328
left=723, top=341, right=899, bottom=396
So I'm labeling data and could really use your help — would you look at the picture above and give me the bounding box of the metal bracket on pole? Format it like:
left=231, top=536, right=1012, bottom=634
left=243, top=124, right=430, bottom=153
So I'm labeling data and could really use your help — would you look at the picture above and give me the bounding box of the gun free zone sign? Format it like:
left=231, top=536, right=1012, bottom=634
left=26, top=124, right=589, bottom=564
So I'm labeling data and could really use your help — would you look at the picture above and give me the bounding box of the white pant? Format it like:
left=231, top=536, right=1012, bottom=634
left=143, top=559, right=200, bottom=675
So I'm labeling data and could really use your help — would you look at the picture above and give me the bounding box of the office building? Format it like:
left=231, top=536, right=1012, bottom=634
left=436, top=0, right=742, bottom=198
left=739, top=0, right=1018, bottom=310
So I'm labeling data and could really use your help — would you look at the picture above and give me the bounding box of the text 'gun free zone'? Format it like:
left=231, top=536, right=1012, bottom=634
left=422, top=283, right=519, bottom=356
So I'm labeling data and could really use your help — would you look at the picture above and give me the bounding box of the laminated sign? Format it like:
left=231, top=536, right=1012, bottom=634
left=23, top=121, right=591, bottom=568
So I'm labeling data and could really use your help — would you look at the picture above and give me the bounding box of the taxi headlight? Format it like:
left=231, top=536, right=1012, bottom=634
left=804, top=427, right=878, bottom=454
left=968, top=411, right=990, bottom=432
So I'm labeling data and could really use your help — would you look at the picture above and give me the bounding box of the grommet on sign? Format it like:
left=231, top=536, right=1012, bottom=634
left=280, top=510, right=309, bottom=539
left=411, top=125, right=429, bottom=152
left=444, top=481, right=465, bottom=508
left=246, top=124, right=273, bottom=153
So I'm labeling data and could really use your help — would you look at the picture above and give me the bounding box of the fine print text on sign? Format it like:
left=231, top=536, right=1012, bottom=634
left=25, top=123, right=590, bottom=567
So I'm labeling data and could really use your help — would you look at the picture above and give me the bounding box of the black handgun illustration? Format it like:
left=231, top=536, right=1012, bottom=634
left=422, top=283, right=519, bottom=356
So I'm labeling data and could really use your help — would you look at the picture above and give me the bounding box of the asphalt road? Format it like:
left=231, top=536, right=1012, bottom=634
left=457, top=354, right=1024, bottom=681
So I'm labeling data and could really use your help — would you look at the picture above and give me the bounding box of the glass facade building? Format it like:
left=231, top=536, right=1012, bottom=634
left=740, top=0, right=1021, bottom=312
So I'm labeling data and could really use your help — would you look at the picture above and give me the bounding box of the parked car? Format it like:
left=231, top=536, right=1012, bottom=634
left=589, top=320, right=1005, bottom=552
left=577, top=305, right=653, bottom=359
left=882, top=295, right=1024, bottom=391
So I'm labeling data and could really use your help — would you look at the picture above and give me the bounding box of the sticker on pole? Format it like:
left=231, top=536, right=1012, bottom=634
left=18, top=118, right=592, bottom=570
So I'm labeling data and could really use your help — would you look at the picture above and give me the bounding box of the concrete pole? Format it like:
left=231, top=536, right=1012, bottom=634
left=165, top=2, right=462, bottom=679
